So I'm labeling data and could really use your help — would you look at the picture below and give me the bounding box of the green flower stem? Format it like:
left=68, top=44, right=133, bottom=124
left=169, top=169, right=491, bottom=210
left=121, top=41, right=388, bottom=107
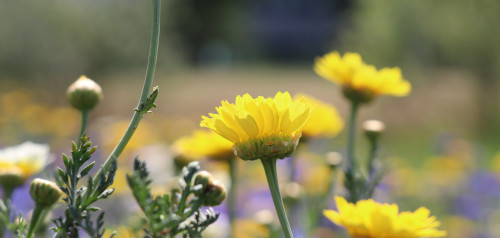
left=345, top=102, right=361, bottom=202
left=93, top=0, right=161, bottom=183
left=26, top=204, right=45, bottom=238
left=3, top=187, right=13, bottom=203
left=176, top=183, right=191, bottom=217
left=77, top=110, right=89, bottom=147
left=367, top=137, right=379, bottom=176
left=324, top=165, right=338, bottom=203
left=261, top=158, right=294, bottom=238
left=227, top=158, right=237, bottom=235
left=347, top=102, right=359, bottom=170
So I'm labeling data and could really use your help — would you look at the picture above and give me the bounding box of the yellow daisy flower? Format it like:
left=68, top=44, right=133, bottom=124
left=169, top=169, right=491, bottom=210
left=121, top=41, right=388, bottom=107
left=294, top=93, right=343, bottom=138
left=173, top=130, right=234, bottom=161
left=314, top=51, right=411, bottom=103
left=323, top=196, right=446, bottom=238
left=200, top=91, right=314, bottom=161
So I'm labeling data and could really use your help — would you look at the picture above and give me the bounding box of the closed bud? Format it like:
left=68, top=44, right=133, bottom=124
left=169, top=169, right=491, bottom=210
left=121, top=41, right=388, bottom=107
left=67, top=75, right=103, bottom=111
left=325, top=152, right=342, bottom=168
left=194, top=171, right=213, bottom=188
left=0, top=167, right=26, bottom=190
left=193, top=171, right=226, bottom=206
left=253, top=210, right=276, bottom=226
left=282, top=182, right=304, bottom=203
left=363, top=120, right=385, bottom=141
left=203, top=179, right=226, bottom=206
left=30, top=178, right=63, bottom=207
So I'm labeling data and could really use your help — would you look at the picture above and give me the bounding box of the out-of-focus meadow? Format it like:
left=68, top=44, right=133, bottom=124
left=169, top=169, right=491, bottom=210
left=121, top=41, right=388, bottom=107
left=2, top=0, right=500, bottom=237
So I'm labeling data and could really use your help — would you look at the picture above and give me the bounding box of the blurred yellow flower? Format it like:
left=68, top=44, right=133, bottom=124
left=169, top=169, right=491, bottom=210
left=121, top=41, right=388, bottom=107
left=314, top=51, right=411, bottom=103
left=105, top=227, right=136, bottom=238
left=100, top=120, right=158, bottom=153
left=442, top=216, right=475, bottom=238
left=294, top=93, right=343, bottom=138
left=0, top=142, right=50, bottom=180
left=233, top=219, right=270, bottom=238
left=0, top=90, right=79, bottom=144
left=491, top=151, right=500, bottom=174
left=201, top=92, right=314, bottom=161
left=424, top=156, right=467, bottom=187
left=174, top=130, right=234, bottom=161
left=301, top=165, right=331, bottom=195
left=324, top=196, right=446, bottom=238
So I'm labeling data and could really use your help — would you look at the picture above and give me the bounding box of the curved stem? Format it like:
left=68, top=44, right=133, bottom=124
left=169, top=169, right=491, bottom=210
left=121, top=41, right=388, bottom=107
left=26, top=204, right=45, bottom=238
left=94, top=0, right=161, bottom=181
left=77, top=110, right=89, bottom=147
left=227, top=158, right=237, bottom=237
left=261, top=159, right=294, bottom=238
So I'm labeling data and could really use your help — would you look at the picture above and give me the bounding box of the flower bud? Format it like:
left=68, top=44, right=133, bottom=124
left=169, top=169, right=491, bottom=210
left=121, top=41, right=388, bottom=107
left=194, top=171, right=212, bottom=187
left=193, top=171, right=226, bottom=206
left=67, top=75, right=103, bottom=111
left=30, top=178, right=63, bottom=207
left=233, top=135, right=300, bottom=161
left=363, top=120, right=385, bottom=141
left=253, top=210, right=276, bottom=226
left=282, top=182, right=304, bottom=204
left=325, top=152, right=342, bottom=168
left=203, top=179, right=226, bottom=206
left=0, top=167, right=25, bottom=190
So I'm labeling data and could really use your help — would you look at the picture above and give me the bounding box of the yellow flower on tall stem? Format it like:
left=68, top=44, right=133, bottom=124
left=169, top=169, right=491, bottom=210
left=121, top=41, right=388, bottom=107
left=315, top=51, right=411, bottom=202
left=314, top=51, right=410, bottom=104
left=201, top=91, right=313, bottom=161
left=201, top=91, right=314, bottom=238
left=324, top=196, right=446, bottom=238
left=294, top=93, right=343, bottom=139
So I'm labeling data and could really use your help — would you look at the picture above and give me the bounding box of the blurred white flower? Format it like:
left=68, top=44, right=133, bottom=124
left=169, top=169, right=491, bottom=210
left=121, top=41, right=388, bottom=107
left=0, top=142, right=50, bottom=179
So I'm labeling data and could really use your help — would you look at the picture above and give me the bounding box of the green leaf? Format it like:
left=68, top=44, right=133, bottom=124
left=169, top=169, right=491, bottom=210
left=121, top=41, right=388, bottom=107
left=80, top=161, right=95, bottom=177
left=87, top=207, right=101, bottom=212
left=97, top=188, right=115, bottom=199
left=62, top=154, right=70, bottom=168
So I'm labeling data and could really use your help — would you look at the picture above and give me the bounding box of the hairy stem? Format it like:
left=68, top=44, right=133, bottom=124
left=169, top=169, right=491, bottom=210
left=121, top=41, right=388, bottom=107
left=77, top=110, right=89, bottom=147
left=261, top=159, right=294, bottom=238
left=177, top=184, right=191, bottom=217
left=94, top=0, right=161, bottom=182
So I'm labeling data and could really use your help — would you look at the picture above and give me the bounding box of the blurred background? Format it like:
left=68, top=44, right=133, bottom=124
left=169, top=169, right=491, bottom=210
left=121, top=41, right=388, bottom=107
left=1, top=0, right=500, bottom=237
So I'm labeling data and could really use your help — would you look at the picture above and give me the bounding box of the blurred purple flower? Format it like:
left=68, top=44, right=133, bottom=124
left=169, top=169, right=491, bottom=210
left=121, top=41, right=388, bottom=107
left=454, top=171, right=500, bottom=221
